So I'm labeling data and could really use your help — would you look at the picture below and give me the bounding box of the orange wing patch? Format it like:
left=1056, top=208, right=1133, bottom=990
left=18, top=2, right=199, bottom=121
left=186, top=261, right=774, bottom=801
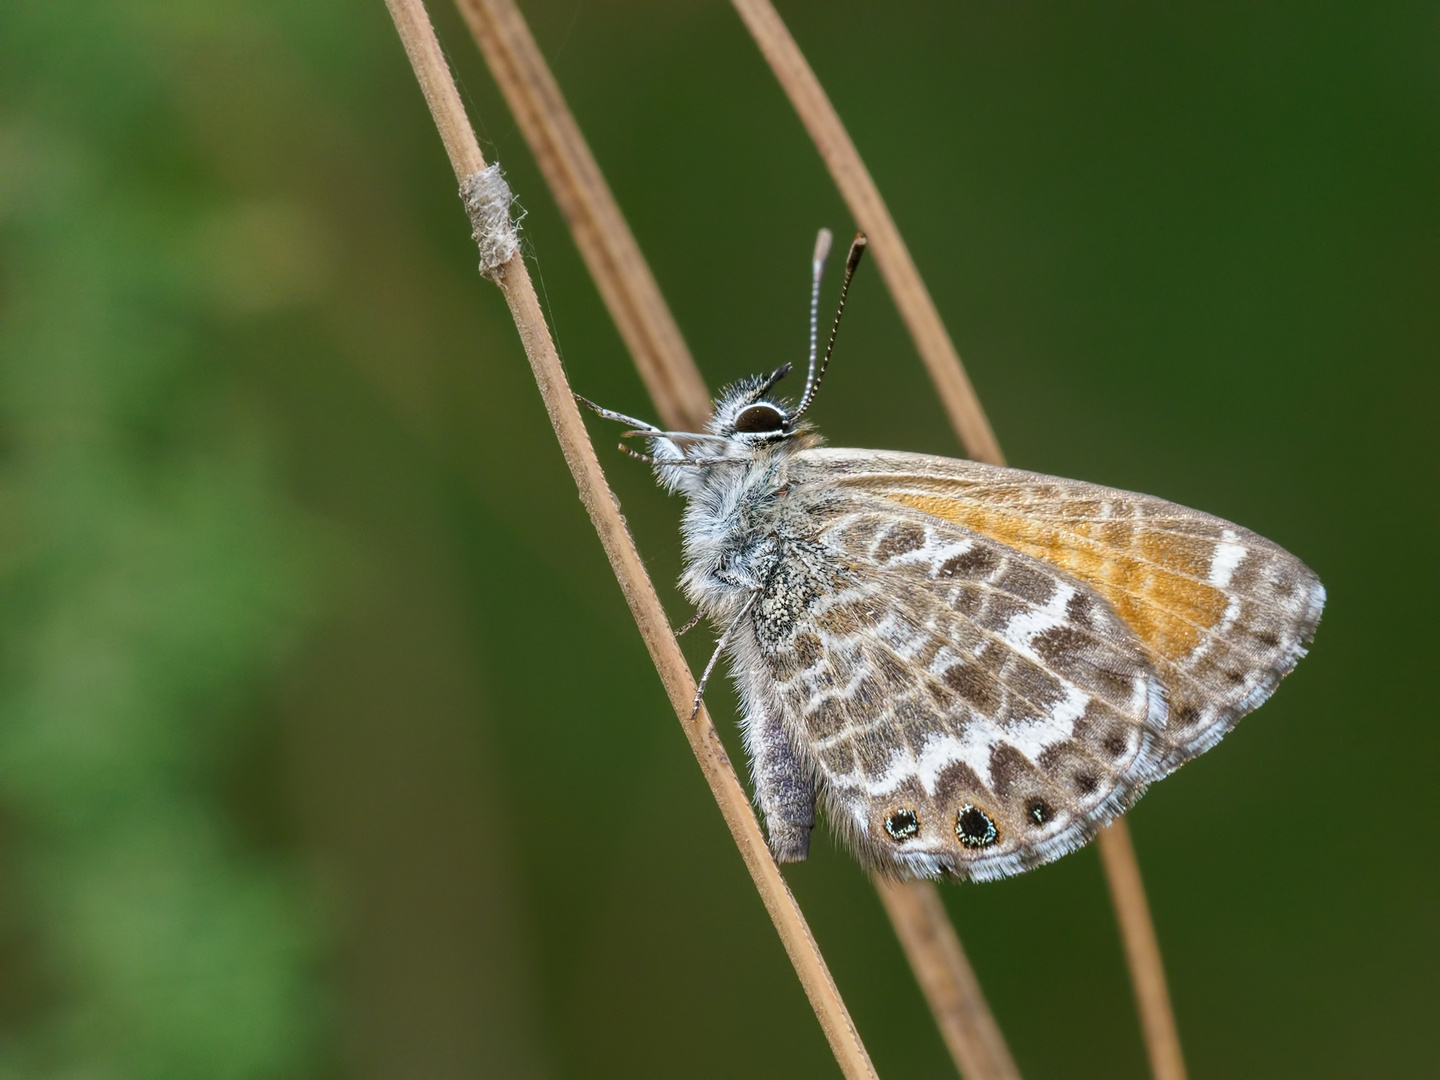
left=888, top=492, right=1229, bottom=663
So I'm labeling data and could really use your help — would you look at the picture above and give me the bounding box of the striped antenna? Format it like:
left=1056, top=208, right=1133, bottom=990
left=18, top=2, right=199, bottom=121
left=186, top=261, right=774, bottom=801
left=803, top=228, right=833, bottom=400
left=793, top=232, right=867, bottom=420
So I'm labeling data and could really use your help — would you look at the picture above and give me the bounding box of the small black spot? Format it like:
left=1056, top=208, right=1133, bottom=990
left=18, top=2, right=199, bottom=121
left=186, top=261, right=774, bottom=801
left=1026, top=798, right=1053, bottom=826
left=885, top=808, right=920, bottom=841
left=955, top=804, right=999, bottom=848
left=1175, top=704, right=1202, bottom=729
left=1103, top=732, right=1129, bottom=759
left=1074, top=772, right=1099, bottom=796
left=1254, top=629, right=1280, bottom=648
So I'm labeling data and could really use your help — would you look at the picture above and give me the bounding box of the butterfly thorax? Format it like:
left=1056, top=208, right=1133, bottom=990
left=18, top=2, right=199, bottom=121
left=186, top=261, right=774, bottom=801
left=653, top=426, right=827, bottom=630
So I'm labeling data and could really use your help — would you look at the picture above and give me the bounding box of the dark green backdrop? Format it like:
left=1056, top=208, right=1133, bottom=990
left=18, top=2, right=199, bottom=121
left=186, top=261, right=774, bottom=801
left=0, top=2, right=1433, bottom=1077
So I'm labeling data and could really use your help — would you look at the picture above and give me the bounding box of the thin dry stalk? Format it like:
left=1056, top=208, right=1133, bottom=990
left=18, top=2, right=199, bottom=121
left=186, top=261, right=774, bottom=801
left=875, top=878, right=1021, bottom=1080
left=381, top=3, right=878, bottom=1077
left=1099, top=821, right=1188, bottom=1080
left=452, top=0, right=712, bottom=432
left=730, top=0, right=1001, bottom=466
left=730, top=2, right=1187, bottom=1076
left=444, top=2, right=1012, bottom=1077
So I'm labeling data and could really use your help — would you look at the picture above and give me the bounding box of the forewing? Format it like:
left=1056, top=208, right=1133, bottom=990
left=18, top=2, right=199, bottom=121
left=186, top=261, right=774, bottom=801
left=798, top=447, right=1326, bottom=770
left=756, top=500, right=1169, bottom=882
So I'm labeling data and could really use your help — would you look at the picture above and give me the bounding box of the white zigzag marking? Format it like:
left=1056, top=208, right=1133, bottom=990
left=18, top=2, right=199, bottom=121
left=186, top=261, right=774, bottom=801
left=853, top=728, right=999, bottom=797
left=845, top=680, right=1092, bottom=798
left=1003, top=679, right=1089, bottom=755
left=805, top=662, right=871, bottom=718
left=1207, top=529, right=1247, bottom=588
left=927, top=645, right=962, bottom=678
left=999, top=582, right=1076, bottom=659
left=874, top=612, right=923, bottom=659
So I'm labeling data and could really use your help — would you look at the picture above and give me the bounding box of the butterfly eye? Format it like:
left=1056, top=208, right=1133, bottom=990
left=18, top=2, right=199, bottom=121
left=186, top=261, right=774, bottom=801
left=733, top=403, right=787, bottom=434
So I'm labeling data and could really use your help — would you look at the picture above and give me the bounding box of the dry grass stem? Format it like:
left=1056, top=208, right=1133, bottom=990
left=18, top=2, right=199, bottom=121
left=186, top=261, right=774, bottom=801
left=444, top=2, right=1015, bottom=1076
left=875, top=878, right=1021, bottom=1080
left=733, top=2, right=1188, bottom=1076
left=1099, top=821, right=1188, bottom=1080
left=729, top=0, right=1002, bottom=466
left=382, top=2, right=877, bottom=1076
left=452, top=0, right=712, bottom=433
left=386, top=0, right=486, bottom=176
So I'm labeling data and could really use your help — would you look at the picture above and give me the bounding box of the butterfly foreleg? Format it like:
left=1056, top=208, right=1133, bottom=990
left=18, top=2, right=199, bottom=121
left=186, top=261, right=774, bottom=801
left=672, top=609, right=704, bottom=637
left=690, top=589, right=762, bottom=719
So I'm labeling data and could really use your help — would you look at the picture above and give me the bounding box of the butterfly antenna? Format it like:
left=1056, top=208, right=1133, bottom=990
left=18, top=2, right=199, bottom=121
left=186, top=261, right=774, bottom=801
left=802, top=228, right=833, bottom=402
left=793, top=232, right=867, bottom=420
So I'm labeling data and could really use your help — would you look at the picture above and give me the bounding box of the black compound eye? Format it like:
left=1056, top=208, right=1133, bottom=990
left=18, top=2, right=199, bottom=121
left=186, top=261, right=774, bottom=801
left=955, top=804, right=999, bottom=849
left=733, top=403, right=787, bottom=433
left=884, top=808, right=920, bottom=841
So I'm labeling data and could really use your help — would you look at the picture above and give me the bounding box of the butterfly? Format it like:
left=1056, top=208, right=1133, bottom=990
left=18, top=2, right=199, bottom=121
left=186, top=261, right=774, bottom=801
left=580, top=230, right=1325, bottom=882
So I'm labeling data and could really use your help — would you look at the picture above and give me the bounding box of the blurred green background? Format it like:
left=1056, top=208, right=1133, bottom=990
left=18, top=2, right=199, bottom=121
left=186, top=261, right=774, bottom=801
left=0, top=2, right=1434, bottom=1077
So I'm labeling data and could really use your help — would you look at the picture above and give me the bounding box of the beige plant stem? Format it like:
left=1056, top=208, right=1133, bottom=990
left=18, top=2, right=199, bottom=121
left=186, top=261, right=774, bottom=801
left=730, top=2, right=1187, bottom=1078
left=382, top=3, right=878, bottom=1077
left=452, top=0, right=712, bottom=433
left=444, top=2, right=1015, bottom=1076
left=1100, top=813, right=1188, bottom=1080
left=875, top=878, right=1021, bottom=1080
left=729, top=0, right=1002, bottom=467
left=1104, top=819, right=1187, bottom=1079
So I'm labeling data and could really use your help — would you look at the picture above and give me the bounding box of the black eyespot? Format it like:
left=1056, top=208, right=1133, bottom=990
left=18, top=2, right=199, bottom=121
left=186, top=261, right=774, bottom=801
left=1026, top=798, right=1052, bottom=826
left=733, top=403, right=787, bottom=433
left=884, top=808, right=920, bottom=841
left=955, top=804, right=999, bottom=848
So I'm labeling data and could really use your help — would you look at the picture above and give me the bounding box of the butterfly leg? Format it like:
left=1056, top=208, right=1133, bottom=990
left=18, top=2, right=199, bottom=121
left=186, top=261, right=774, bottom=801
left=743, top=697, right=815, bottom=863
left=572, top=394, right=661, bottom=433
left=690, top=590, right=761, bottom=719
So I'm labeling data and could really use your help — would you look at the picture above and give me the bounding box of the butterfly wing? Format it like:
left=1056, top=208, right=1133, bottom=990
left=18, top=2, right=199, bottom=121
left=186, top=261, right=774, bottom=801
left=802, top=447, right=1326, bottom=769
left=748, top=493, right=1168, bottom=880
left=742, top=447, right=1323, bottom=882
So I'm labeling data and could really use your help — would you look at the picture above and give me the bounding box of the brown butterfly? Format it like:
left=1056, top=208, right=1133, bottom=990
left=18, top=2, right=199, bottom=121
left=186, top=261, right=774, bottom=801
left=581, top=230, right=1324, bottom=881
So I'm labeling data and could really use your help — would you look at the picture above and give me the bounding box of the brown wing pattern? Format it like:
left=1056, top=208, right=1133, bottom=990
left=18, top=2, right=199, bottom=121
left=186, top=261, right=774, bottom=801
left=801, top=448, right=1326, bottom=771
left=751, top=497, right=1172, bottom=880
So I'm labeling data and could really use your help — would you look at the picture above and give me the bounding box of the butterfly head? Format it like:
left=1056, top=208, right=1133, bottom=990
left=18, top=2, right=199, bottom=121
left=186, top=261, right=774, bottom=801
left=708, top=229, right=869, bottom=447
left=709, top=365, right=802, bottom=444
left=575, top=230, right=866, bottom=486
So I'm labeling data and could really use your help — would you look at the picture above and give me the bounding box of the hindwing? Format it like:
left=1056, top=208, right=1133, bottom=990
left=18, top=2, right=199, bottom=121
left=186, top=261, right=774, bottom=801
left=751, top=499, right=1167, bottom=880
